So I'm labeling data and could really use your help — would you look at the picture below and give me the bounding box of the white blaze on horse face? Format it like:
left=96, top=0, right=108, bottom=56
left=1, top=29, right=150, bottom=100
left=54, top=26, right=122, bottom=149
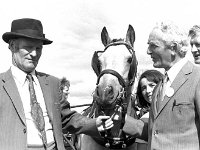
left=98, top=45, right=132, bottom=99
left=100, top=45, right=131, bottom=77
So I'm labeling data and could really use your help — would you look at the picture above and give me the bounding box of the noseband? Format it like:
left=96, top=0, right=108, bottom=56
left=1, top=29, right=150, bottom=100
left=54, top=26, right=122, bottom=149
left=94, top=69, right=128, bottom=111
left=96, top=69, right=126, bottom=87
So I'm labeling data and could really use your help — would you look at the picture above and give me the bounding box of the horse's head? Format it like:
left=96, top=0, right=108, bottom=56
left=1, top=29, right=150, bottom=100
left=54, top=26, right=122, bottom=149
left=92, top=25, right=137, bottom=115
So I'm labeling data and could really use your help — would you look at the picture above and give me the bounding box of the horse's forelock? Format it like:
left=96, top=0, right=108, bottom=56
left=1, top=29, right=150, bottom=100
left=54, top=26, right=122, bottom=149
left=110, top=38, right=124, bottom=43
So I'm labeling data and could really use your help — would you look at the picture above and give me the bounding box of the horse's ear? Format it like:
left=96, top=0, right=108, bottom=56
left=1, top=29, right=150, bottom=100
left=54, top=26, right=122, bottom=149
left=101, top=27, right=111, bottom=47
left=125, top=25, right=135, bottom=47
left=91, top=51, right=101, bottom=76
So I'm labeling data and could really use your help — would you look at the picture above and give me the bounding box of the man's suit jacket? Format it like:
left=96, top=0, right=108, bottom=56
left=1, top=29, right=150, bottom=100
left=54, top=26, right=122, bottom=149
left=123, top=61, right=200, bottom=150
left=0, top=69, right=98, bottom=150
left=147, top=61, right=200, bottom=150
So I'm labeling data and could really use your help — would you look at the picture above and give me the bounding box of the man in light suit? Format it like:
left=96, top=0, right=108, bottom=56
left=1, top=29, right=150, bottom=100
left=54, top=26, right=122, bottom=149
left=0, top=18, right=113, bottom=150
left=123, top=21, right=200, bottom=150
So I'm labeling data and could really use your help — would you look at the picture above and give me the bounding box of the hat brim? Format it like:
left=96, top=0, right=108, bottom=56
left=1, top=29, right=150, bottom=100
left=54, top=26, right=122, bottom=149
left=2, top=32, right=53, bottom=45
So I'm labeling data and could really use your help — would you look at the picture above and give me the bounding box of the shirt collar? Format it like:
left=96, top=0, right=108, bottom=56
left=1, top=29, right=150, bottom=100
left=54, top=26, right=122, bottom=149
left=11, top=65, right=36, bottom=85
left=166, top=58, right=188, bottom=85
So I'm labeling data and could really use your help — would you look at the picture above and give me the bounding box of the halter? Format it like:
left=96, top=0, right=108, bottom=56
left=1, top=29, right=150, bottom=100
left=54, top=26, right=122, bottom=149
left=90, top=40, right=137, bottom=149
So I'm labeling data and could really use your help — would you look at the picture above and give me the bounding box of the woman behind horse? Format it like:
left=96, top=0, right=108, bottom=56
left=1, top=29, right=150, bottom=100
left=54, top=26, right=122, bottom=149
left=134, top=70, right=163, bottom=150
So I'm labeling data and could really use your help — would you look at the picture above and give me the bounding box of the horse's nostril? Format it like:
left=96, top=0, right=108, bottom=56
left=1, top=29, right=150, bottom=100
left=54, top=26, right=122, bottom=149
left=108, top=86, right=113, bottom=95
left=104, top=86, right=113, bottom=97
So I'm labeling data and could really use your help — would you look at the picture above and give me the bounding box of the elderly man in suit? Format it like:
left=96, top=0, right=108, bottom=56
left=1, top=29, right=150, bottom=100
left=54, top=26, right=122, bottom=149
left=0, top=18, right=113, bottom=150
left=189, top=25, right=200, bottom=64
left=123, top=21, right=200, bottom=150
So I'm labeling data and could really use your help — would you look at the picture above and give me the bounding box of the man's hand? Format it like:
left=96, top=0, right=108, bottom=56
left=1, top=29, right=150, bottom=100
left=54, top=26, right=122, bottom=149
left=96, top=116, right=114, bottom=132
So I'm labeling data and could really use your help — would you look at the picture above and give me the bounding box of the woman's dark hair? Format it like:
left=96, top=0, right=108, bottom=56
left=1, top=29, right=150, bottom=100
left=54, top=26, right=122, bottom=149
left=136, top=70, right=163, bottom=108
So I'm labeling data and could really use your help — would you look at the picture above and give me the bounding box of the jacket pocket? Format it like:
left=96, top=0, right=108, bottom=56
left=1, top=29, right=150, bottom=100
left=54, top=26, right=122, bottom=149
left=172, top=99, right=193, bottom=132
left=172, top=99, right=192, bottom=114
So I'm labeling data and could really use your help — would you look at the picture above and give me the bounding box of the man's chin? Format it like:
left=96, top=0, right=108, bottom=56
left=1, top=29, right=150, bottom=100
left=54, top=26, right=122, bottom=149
left=153, top=63, right=161, bottom=68
left=23, top=66, right=36, bottom=73
left=194, top=59, right=200, bottom=64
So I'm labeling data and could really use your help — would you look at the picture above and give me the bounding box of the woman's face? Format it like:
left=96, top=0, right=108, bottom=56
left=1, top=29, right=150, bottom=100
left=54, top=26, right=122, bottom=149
left=63, top=86, right=69, bottom=95
left=140, top=77, right=157, bottom=103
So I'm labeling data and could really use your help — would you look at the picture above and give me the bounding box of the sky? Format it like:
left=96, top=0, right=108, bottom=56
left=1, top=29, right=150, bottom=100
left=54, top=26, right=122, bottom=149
left=0, top=0, right=197, bottom=112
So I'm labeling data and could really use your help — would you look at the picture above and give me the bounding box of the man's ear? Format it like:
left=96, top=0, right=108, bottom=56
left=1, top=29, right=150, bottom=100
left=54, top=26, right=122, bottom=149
left=170, top=42, right=178, bottom=55
left=8, top=39, right=16, bottom=52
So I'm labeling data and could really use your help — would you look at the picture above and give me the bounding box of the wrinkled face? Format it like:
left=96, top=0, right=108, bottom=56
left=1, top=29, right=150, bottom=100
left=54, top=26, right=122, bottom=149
left=95, top=45, right=133, bottom=106
left=147, top=29, right=172, bottom=70
left=190, top=33, right=200, bottom=64
left=11, top=38, right=43, bottom=73
left=140, top=77, right=156, bottom=103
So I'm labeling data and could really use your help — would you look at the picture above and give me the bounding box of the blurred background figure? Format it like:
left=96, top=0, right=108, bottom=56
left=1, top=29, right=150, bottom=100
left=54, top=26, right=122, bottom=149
left=134, top=69, right=163, bottom=150
left=60, top=77, right=70, bottom=102
left=188, top=25, right=200, bottom=64
left=60, top=77, right=75, bottom=150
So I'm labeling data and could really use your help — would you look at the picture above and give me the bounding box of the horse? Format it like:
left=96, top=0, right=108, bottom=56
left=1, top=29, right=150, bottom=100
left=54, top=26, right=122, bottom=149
left=75, top=25, right=138, bottom=150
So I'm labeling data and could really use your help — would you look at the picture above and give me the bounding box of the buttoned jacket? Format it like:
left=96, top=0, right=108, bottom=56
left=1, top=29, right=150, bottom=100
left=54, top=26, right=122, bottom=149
left=148, top=61, right=200, bottom=150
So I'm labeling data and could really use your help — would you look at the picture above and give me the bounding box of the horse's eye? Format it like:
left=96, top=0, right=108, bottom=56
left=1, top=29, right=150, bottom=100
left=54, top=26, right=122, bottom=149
left=127, top=57, right=132, bottom=64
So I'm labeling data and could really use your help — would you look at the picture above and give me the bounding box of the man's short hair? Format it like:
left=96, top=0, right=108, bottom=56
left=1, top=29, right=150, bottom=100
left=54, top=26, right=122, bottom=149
left=188, top=25, right=200, bottom=38
left=153, top=21, right=190, bottom=58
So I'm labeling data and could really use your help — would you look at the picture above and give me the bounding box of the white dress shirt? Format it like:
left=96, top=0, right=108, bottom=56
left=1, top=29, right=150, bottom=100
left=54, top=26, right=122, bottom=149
left=165, top=58, right=188, bottom=96
left=11, top=65, right=54, bottom=145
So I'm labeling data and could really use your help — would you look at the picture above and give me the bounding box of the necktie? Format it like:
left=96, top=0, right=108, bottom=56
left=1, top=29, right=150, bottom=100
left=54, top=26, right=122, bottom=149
left=26, top=74, right=47, bottom=148
left=156, top=73, right=168, bottom=111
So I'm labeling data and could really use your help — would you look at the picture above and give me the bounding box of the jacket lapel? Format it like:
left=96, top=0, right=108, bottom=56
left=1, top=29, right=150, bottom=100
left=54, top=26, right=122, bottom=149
left=2, top=69, right=26, bottom=125
left=151, top=82, right=161, bottom=118
left=36, top=72, right=53, bottom=123
left=155, top=61, right=192, bottom=118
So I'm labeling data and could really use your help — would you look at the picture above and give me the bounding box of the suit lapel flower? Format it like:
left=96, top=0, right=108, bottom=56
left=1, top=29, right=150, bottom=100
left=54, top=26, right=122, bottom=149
left=166, top=87, right=174, bottom=98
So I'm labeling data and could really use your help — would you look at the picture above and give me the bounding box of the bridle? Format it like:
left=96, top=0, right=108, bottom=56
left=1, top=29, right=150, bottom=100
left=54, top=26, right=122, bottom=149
left=89, top=40, right=137, bottom=149
left=94, top=40, right=137, bottom=109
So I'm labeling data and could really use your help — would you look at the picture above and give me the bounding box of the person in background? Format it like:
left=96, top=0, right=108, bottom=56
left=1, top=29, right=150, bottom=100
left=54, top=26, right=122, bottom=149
left=188, top=25, right=200, bottom=64
left=136, top=69, right=164, bottom=119
left=134, top=69, right=163, bottom=150
left=60, top=77, right=70, bottom=102
left=0, top=18, right=113, bottom=150
left=59, top=77, right=73, bottom=150
left=123, top=21, right=200, bottom=150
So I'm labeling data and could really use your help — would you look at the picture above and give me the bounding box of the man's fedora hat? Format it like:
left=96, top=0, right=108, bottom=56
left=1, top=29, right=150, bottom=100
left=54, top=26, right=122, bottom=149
left=2, top=18, right=52, bottom=45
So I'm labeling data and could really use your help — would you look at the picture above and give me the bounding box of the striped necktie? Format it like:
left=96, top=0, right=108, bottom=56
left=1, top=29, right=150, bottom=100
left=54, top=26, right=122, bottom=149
left=26, top=74, right=47, bottom=148
left=156, top=73, right=168, bottom=111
